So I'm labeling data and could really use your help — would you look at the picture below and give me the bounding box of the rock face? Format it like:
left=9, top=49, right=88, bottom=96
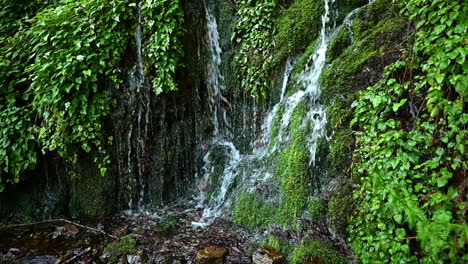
left=252, top=246, right=284, bottom=264
left=196, top=246, right=228, bottom=264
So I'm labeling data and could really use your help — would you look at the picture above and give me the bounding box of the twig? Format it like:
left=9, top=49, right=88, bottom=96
left=7, top=218, right=118, bottom=239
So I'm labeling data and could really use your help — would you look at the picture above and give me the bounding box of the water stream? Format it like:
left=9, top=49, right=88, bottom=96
left=193, top=0, right=343, bottom=226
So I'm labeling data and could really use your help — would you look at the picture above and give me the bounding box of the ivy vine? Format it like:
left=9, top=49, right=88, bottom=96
left=142, top=0, right=185, bottom=95
left=349, top=0, right=467, bottom=262
left=0, top=0, right=185, bottom=191
left=232, top=0, right=277, bottom=100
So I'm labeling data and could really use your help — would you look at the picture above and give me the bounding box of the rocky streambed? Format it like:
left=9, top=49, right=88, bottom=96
left=0, top=201, right=285, bottom=264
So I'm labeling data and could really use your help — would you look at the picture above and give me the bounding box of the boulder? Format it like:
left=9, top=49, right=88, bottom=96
left=252, top=246, right=284, bottom=264
left=196, top=246, right=228, bottom=264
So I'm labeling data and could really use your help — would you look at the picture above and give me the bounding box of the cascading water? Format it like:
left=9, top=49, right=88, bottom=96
left=192, top=0, right=370, bottom=227
left=121, top=4, right=153, bottom=215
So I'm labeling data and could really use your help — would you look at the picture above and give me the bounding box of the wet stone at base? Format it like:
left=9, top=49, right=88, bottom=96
left=225, top=255, right=252, bottom=264
left=252, top=246, right=284, bottom=264
left=196, top=246, right=228, bottom=264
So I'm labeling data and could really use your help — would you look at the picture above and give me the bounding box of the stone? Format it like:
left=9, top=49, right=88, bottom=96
left=225, top=255, right=252, bottom=264
left=196, top=246, right=227, bottom=264
left=127, top=255, right=141, bottom=264
left=252, top=246, right=284, bottom=264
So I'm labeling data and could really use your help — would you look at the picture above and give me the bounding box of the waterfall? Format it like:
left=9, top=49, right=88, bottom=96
left=123, top=4, right=152, bottom=215
left=206, top=5, right=230, bottom=138
left=192, top=0, right=345, bottom=227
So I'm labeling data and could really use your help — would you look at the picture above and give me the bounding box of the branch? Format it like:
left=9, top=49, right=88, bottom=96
left=6, top=218, right=118, bottom=239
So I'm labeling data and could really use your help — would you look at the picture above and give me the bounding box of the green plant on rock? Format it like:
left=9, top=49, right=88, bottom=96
left=141, top=0, right=185, bottom=94
left=267, top=235, right=294, bottom=256
left=274, top=0, right=324, bottom=67
left=290, top=239, right=347, bottom=264
left=349, top=0, right=467, bottom=262
left=159, top=215, right=180, bottom=237
left=232, top=0, right=277, bottom=100
left=233, top=192, right=275, bottom=229
left=276, top=102, right=311, bottom=225
left=104, top=235, right=138, bottom=263
left=308, top=198, right=326, bottom=222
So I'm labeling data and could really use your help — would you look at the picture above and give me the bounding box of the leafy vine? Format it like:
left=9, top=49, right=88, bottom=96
left=349, top=0, right=467, bottom=262
left=232, top=0, right=277, bottom=100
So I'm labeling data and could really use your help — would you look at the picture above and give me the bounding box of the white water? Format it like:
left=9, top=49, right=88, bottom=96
left=124, top=5, right=152, bottom=216
left=193, top=0, right=343, bottom=226
left=206, top=7, right=230, bottom=138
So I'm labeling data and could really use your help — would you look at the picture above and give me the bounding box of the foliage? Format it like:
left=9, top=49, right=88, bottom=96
left=159, top=215, right=180, bottom=237
left=0, top=0, right=185, bottom=190
left=290, top=239, right=347, bottom=264
left=104, top=235, right=138, bottom=262
left=142, top=0, right=185, bottom=94
left=349, top=0, right=467, bottom=262
left=232, top=0, right=277, bottom=100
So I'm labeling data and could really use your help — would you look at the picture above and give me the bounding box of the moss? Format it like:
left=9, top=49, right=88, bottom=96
left=326, top=28, right=351, bottom=64
left=233, top=192, right=275, bottom=229
left=276, top=102, right=310, bottom=225
left=319, top=0, right=409, bottom=182
left=334, top=0, right=368, bottom=25
left=308, top=198, right=326, bottom=222
left=269, top=104, right=285, bottom=148
left=274, top=0, right=324, bottom=67
left=267, top=235, right=294, bottom=256
left=291, top=239, right=347, bottom=264
left=205, top=145, right=227, bottom=202
left=104, top=235, right=137, bottom=263
left=159, top=215, right=180, bottom=238
left=328, top=182, right=354, bottom=235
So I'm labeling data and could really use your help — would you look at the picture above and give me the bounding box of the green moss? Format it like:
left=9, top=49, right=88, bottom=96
left=270, top=104, right=285, bottom=148
left=335, top=0, right=368, bottom=24
left=291, top=239, right=347, bottom=264
left=69, top=167, right=114, bottom=218
left=267, top=235, right=294, bottom=256
left=159, top=215, right=180, bottom=238
left=233, top=192, right=275, bottom=229
left=276, top=102, right=310, bottom=225
left=104, top=235, right=137, bottom=263
left=328, top=182, right=354, bottom=235
left=205, top=146, right=227, bottom=202
left=308, top=198, right=326, bottom=221
left=274, top=0, right=324, bottom=67
left=326, top=28, right=351, bottom=64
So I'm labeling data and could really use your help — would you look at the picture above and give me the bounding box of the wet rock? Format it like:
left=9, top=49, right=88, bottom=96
left=252, top=246, right=284, bottom=264
left=52, top=224, right=79, bottom=239
left=225, top=255, right=252, bottom=264
left=18, top=256, right=57, bottom=264
left=127, top=255, right=141, bottom=264
left=196, top=246, right=227, bottom=264
left=0, top=252, right=16, bottom=264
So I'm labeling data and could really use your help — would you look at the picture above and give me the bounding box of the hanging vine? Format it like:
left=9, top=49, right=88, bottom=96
left=349, top=0, right=467, bottom=262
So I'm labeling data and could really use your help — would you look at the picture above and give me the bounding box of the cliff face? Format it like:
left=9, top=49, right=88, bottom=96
left=0, top=0, right=403, bottom=233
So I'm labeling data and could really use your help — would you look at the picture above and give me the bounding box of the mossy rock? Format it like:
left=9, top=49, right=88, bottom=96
left=328, top=181, right=354, bottom=236
left=233, top=192, right=275, bottom=229
left=103, top=235, right=138, bottom=263
left=308, top=198, right=326, bottom=222
left=267, top=235, right=294, bottom=256
left=159, top=215, right=180, bottom=237
left=290, top=239, right=347, bottom=264
left=273, top=0, right=324, bottom=67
